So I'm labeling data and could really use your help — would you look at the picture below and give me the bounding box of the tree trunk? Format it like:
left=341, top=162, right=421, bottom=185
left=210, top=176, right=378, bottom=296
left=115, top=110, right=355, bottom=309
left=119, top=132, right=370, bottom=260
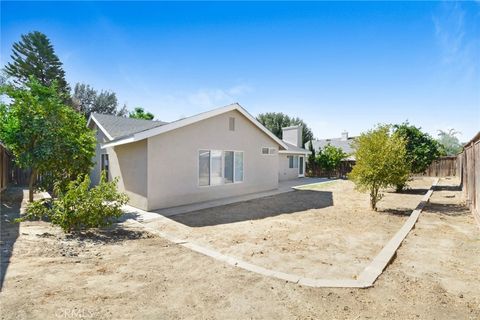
left=28, top=168, right=37, bottom=202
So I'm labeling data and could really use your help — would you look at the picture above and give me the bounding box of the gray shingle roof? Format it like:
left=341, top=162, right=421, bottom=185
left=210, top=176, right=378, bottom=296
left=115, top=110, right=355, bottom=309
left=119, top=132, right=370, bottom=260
left=307, top=137, right=357, bottom=160
left=283, top=141, right=310, bottom=153
left=91, top=113, right=167, bottom=139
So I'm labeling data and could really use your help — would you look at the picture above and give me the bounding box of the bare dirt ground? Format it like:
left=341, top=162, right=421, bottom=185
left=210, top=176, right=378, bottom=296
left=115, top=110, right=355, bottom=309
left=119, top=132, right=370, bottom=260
left=1, top=177, right=479, bottom=320
left=144, top=177, right=434, bottom=279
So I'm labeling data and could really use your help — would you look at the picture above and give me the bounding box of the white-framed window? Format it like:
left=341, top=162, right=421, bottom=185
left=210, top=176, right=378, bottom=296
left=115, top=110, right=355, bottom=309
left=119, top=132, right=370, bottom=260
left=101, top=154, right=109, bottom=181
left=261, top=147, right=277, bottom=155
left=198, top=150, right=244, bottom=186
left=288, top=155, right=299, bottom=169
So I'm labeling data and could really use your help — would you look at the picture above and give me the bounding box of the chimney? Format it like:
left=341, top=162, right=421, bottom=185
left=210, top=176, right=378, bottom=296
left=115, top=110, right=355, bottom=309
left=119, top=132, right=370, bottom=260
left=341, top=131, right=348, bottom=141
left=282, top=125, right=303, bottom=147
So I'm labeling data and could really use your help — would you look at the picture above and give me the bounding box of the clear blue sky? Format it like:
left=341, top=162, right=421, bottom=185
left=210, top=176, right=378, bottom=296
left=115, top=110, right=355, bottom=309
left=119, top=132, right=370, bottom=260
left=1, top=1, right=479, bottom=141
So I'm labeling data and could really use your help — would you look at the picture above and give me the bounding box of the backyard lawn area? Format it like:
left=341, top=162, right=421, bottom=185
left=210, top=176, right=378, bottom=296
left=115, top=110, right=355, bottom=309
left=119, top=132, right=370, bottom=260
left=144, top=177, right=435, bottom=280
left=1, top=177, right=479, bottom=319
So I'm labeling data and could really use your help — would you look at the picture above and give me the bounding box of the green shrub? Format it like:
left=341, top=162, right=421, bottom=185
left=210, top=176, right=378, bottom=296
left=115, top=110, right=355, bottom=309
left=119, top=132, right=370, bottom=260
left=24, top=173, right=128, bottom=232
left=348, top=125, right=409, bottom=211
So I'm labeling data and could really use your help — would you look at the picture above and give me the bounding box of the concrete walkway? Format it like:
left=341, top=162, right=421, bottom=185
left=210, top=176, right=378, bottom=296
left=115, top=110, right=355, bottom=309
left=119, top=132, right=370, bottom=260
left=122, top=178, right=438, bottom=288
left=150, top=177, right=330, bottom=218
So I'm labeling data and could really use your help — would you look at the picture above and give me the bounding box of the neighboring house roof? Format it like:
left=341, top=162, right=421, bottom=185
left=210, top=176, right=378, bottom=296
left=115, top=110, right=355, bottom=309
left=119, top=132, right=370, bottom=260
left=307, top=137, right=357, bottom=160
left=279, top=141, right=311, bottom=155
left=98, top=103, right=289, bottom=150
left=87, top=113, right=168, bottom=140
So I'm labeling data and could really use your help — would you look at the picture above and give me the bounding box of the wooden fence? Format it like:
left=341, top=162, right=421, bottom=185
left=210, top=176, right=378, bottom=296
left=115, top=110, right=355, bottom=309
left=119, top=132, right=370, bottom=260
left=306, top=160, right=355, bottom=179
left=457, top=132, right=480, bottom=224
left=422, top=156, right=458, bottom=177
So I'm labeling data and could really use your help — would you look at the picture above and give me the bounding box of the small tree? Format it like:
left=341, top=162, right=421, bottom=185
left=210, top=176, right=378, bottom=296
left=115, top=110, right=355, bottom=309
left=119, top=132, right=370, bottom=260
left=129, top=107, right=154, bottom=120
left=316, top=144, right=347, bottom=178
left=0, top=79, right=96, bottom=202
left=24, top=174, right=128, bottom=233
left=393, top=122, right=441, bottom=191
left=348, top=125, right=409, bottom=211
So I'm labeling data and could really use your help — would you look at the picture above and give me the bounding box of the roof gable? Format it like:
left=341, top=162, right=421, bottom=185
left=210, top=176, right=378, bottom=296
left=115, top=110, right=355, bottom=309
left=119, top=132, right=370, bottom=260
left=101, top=103, right=288, bottom=149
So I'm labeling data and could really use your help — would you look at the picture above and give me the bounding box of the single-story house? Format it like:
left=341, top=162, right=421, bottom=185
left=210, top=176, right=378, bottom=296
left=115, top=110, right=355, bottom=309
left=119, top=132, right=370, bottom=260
left=87, top=103, right=310, bottom=211
left=306, top=131, right=356, bottom=161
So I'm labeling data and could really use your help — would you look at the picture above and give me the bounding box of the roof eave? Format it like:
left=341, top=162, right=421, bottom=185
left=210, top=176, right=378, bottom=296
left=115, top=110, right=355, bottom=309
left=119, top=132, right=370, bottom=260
left=102, top=103, right=289, bottom=150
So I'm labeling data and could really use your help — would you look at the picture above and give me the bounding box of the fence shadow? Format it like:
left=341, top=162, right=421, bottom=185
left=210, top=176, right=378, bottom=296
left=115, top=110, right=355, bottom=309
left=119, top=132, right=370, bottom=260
left=169, top=190, right=333, bottom=227
left=433, top=185, right=462, bottom=192
left=0, top=187, right=23, bottom=291
left=424, top=202, right=469, bottom=216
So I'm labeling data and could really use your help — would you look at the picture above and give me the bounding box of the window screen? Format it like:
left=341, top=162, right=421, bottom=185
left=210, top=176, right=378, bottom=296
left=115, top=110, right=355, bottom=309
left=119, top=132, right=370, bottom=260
left=198, top=150, right=210, bottom=186
left=224, top=151, right=234, bottom=183
left=210, top=150, right=223, bottom=185
left=235, top=151, right=244, bottom=182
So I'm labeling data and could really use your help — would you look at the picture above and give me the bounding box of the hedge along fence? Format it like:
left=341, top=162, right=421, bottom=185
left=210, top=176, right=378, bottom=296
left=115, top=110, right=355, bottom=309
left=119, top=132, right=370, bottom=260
left=457, top=132, right=480, bottom=225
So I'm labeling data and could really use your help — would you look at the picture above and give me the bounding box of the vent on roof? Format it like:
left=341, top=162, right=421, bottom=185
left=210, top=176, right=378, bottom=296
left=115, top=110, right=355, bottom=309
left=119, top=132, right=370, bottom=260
left=229, top=117, right=235, bottom=131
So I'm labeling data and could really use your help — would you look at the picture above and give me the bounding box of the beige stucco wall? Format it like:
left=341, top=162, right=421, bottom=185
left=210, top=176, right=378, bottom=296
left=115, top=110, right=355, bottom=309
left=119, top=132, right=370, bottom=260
left=111, top=140, right=148, bottom=210
left=146, top=110, right=280, bottom=210
left=90, top=123, right=148, bottom=210
left=278, top=153, right=306, bottom=181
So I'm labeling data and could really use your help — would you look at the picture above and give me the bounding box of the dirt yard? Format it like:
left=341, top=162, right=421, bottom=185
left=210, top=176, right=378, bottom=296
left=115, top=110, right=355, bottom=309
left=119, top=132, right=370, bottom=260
left=1, top=177, right=479, bottom=319
left=143, top=177, right=434, bottom=279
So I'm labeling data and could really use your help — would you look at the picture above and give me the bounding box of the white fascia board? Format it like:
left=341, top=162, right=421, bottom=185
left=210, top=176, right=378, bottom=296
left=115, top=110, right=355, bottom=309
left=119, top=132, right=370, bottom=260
left=101, top=136, right=135, bottom=149
left=87, top=114, right=114, bottom=141
left=101, top=103, right=289, bottom=150
left=279, top=150, right=311, bottom=155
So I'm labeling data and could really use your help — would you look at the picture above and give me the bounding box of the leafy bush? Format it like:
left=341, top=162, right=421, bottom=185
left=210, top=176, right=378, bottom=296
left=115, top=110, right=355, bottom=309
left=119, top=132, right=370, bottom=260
left=393, top=122, right=441, bottom=191
left=24, top=174, right=128, bottom=232
left=316, top=144, right=347, bottom=178
left=348, top=125, right=409, bottom=211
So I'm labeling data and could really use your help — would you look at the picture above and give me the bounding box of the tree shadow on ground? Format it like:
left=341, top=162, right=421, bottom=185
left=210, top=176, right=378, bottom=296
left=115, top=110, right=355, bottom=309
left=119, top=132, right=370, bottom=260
left=380, top=208, right=413, bottom=216
left=64, top=226, right=154, bottom=244
left=1, top=187, right=23, bottom=291
left=169, top=190, right=333, bottom=228
left=392, top=188, right=429, bottom=195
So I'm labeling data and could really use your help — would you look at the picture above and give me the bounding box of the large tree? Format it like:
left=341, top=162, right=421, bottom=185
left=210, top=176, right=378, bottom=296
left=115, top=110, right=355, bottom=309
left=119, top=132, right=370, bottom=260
left=348, top=125, right=409, bottom=211
left=129, top=107, right=154, bottom=120
left=0, top=79, right=96, bottom=202
left=3, top=31, right=70, bottom=96
left=393, top=122, right=441, bottom=190
left=256, top=112, right=314, bottom=146
left=72, top=82, right=125, bottom=117
left=437, top=129, right=463, bottom=156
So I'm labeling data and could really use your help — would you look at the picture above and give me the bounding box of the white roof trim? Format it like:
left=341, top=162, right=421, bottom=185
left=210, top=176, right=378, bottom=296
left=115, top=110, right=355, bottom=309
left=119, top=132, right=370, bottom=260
left=101, top=103, right=289, bottom=150
left=87, top=114, right=114, bottom=141
left=279, top=150, right=311, bottom=155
